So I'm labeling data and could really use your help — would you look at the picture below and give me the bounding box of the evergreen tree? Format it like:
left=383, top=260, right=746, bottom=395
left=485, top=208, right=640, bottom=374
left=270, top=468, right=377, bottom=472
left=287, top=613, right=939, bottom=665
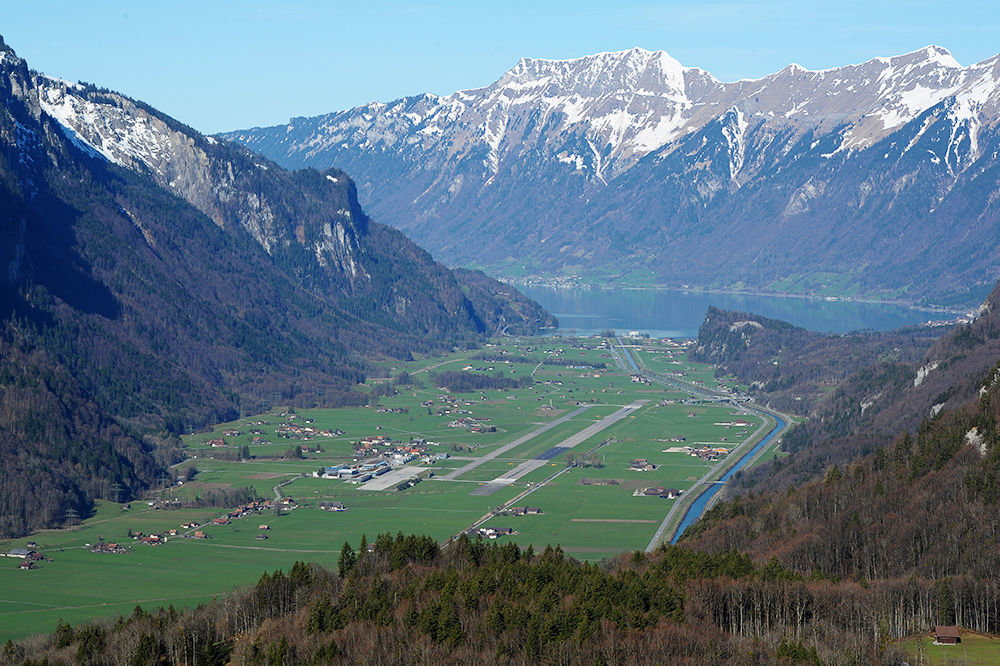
left=337, top=542, right=357, bottom=578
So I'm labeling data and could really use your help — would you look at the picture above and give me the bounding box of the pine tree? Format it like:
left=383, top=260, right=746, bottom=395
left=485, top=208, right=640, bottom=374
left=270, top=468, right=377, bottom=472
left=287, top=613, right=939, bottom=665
left=337, top=542, right=357, bottom=578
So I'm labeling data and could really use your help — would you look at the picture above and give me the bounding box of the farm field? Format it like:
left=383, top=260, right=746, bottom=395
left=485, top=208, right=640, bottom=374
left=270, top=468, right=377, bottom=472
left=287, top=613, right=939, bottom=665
left=0, top=335, right=769, bottom=642
left=899, top=633, right=1000, bottom=665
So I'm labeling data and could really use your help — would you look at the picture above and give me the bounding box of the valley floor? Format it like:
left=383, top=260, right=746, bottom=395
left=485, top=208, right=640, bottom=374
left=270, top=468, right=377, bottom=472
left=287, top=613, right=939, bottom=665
left=0, top=336, right=778, bottom=642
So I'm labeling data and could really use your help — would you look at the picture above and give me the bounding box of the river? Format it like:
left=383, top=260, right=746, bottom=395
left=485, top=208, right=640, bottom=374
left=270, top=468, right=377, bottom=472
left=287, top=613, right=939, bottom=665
left=519, top=285, right=944, bottom=337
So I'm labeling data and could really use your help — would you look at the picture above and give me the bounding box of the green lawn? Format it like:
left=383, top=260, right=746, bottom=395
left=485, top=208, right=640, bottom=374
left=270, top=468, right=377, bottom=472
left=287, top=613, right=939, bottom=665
left=899, top=633, right=1000, bottom=665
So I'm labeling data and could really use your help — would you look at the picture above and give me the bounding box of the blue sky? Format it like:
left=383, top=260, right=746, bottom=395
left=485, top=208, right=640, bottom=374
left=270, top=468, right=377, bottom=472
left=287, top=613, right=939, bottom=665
left=4, top=1, right=997, bottom=133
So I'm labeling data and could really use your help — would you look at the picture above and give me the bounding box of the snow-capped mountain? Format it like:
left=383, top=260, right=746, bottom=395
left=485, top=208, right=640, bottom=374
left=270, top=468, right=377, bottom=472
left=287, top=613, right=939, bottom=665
left=225, top=46, right=1000, bottom=306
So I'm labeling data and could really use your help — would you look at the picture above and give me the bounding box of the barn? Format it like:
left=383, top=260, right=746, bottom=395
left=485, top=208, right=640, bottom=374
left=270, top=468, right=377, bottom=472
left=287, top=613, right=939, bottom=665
left=934, top=626, right=961, bottom=645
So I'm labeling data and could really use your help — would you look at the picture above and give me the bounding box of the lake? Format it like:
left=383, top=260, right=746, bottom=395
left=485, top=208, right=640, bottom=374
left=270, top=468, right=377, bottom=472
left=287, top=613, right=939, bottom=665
left=519, top=286, right=944, bottom=338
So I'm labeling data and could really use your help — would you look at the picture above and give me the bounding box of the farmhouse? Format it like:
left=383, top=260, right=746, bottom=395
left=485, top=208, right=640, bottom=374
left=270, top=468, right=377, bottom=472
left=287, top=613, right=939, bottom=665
left=475, top=526, right=518, bottom=539
left=5, top=548, right=32, bottom=558
left=506, top=506, right=543, bottom=516
left=934, top=626, right=962, bottom=644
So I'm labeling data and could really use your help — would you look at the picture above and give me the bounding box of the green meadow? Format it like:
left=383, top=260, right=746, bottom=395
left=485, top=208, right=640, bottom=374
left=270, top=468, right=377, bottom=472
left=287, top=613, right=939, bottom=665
left=0, top=336, right=775, bottom=641
left=899, top=633, right=1000, bottom=665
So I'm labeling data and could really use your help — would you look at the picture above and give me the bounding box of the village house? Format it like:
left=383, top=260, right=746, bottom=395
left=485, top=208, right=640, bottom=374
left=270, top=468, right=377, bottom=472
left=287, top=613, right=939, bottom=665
left=630, top=459, right=657, bottom=471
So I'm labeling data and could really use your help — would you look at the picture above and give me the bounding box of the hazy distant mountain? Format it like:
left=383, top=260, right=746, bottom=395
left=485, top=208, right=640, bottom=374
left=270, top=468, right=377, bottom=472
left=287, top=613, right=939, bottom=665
left=226, top=46, right=1000, bottom=306
left=0, top=36, right=552, bottom=536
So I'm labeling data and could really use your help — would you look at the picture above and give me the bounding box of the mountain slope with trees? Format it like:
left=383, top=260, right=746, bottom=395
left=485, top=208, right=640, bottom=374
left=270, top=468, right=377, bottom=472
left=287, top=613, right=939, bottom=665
left=709, top=283, right=1000, bottom=491
left=0, top=36, right=553, bottom=538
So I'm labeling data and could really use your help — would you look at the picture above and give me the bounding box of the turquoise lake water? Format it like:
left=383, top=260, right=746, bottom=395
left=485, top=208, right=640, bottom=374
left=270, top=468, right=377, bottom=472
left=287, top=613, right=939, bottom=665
left=519, top=286, right=944, bottom=338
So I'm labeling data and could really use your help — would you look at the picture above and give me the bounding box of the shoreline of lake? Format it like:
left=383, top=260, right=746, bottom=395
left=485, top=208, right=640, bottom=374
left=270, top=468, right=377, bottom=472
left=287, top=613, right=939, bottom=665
left=519, top=285, right=958, bottom=339
left=507, top=281, right=971, bottom=316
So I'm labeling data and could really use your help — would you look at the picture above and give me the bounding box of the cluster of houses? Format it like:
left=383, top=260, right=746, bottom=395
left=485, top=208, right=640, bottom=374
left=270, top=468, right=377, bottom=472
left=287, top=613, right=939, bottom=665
left=424, top=394, right=485, bottom=416
left=319, top=501, right=347, bottom=512
left=6, top=547, right=45, bottom=569
left=88, top=541, right=128, bottom=554
left=685, top=446, right=732, bottom=461
left=129, top=499, right=298, bottom=544
left=375, top=406, right=408, bottom=414
left=446, top=416, right=495, bottom=433
left=310, top=435, right=456, bottom=485
left=629, top=374, right=650, bottom=384
left=130, top=531, right=172, bottom=546
left=210, top=499, right=295, bottom=526
left=468, top=526, right=518, bottom=539
left=275, top=422, right=340, bottom=441
left=634, top=486, right=683, bottom=499
left=630, top=459, right=658, bottom=472
left=353, top=435, right=433, bottom=458
left=498, top=506, right=543, bottom=517
left=144, top=499, right=176, bottom=509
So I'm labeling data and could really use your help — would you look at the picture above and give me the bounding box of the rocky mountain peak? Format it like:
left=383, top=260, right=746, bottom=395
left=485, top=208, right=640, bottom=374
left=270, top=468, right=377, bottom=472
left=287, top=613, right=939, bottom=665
left=498, top=47, right=691, bottom=99
left=226, top=45, right=1000, bottom=306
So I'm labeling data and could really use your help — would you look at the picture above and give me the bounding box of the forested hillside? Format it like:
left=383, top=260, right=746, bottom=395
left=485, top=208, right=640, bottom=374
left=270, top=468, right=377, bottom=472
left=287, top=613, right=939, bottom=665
left=720, top=284, right=1000, bottom=490
left=0, top=36, right=553, bottom=538
left=691, top=306, right=948, bottom=413
left=10, top=531, right=999, bottom=664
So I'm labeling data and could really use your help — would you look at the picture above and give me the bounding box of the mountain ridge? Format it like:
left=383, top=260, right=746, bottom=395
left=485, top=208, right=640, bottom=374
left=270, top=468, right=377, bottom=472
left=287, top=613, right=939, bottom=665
left=225, top=45, right=1000, bottom=307
left=0, top=36, right=553, bottom=537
